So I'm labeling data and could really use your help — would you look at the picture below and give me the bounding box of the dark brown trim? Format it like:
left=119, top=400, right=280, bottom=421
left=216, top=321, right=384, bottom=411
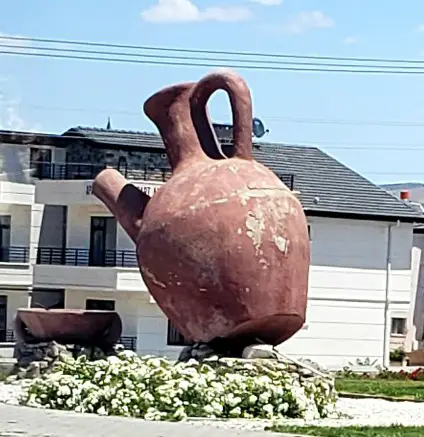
left=305, top=209, right=424, bottom=224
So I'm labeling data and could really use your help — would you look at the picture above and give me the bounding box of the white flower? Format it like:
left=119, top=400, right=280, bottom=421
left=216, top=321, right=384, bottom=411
left=19, top=351, right=337, bottom=421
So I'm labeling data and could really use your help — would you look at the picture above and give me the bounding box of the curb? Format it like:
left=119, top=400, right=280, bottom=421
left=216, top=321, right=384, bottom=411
left=339, top=391, right=424, bottom=403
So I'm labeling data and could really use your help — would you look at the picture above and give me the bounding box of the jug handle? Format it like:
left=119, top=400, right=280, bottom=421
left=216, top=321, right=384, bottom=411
left=190, top=70, right=253, bottom=161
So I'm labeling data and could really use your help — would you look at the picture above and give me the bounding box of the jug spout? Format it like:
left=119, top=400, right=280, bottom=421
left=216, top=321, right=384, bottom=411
left=92, top=169, right=150, bottom=243
left=144, top=82, right=207, bottom=172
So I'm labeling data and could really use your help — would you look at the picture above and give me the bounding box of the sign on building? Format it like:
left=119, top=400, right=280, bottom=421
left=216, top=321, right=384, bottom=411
left=85, top=182, right=161, bottom=197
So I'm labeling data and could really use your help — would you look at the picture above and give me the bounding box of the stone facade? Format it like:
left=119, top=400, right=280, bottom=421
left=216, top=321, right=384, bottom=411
left=65, top=141, right=171, bottom=181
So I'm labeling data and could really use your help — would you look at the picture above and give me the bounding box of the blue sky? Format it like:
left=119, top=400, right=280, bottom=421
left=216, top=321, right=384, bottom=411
left=2, top=0, right=424, bottom=185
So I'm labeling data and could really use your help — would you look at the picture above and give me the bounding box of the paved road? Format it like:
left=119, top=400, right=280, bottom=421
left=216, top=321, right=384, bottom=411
left=0, top=404, right=298, bottom=437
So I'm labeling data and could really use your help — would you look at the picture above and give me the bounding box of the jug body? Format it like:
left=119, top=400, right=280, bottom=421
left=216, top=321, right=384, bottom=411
left=93, top=70, right=311, bottom=348
left=137, top=156, right=309, bottom=345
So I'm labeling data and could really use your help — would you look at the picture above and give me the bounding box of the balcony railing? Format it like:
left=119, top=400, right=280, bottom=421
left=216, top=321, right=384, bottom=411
left=5, top=329, right=15, bottom=342
left=36, top=247, right=138, bottom=268
left=32, top=162, right=172, bottom=182
left=0, top=246, right=30, bottom=263
left=31, top=162, right=296, bottom=190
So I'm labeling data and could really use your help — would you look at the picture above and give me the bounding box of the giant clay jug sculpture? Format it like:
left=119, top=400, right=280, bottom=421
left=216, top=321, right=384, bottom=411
left=93, top=70, right=310, bottom=346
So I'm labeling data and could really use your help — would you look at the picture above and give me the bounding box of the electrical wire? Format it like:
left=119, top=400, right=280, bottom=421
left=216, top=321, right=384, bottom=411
left=3, top=43, right=424, bottom=71
left=3, top=42, right=424, bottom=74
left=2, top=34, right=424, bottom=66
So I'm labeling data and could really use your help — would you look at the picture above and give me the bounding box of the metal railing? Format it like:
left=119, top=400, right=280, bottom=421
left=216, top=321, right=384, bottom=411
left=32, top=161, right=172, bottom=182
left=0, top=246, right=30, bottom=263
left=31, top=161, right=296, bottom=189
left=119, top=336, right=137, bottom=351
left=5, top=329, right=15, bottom=342
left=36, top=247, right=138, bottom=268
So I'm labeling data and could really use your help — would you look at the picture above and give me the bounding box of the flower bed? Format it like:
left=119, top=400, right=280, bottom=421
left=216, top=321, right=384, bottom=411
left=18, top=351, right=337, bottom=421
left=337, top=367, right=424, bottom=381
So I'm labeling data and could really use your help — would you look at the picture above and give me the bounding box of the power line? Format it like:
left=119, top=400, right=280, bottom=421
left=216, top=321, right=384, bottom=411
left=2, top=34, right=424, bottom=66
left=3, top=43, right=424, bottom=71
left=16, top=103, right=424, bottom=128
left=3, top=46, right=424, bottom=75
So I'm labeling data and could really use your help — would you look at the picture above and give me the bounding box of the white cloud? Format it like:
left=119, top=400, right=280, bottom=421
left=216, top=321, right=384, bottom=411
left=141, top=0, right=252, bottom=23
left=283, top=10, right=334, bottom=35
left=343, top=36, right=358, bottom=45
left=0, top=93, right=25, bottom=131
left=417, top=24, right=424, bottom=33
left=250, top=0, right=282, bottom=5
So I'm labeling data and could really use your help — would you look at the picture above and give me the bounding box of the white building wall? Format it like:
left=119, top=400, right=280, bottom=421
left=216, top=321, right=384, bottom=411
left=65, top=290, right=145, bottom=337
left=67, top=204, right=111, bottom=248
left=276, top=217, right=413, bottom=369
left=409, top=233, right=424, bottom=350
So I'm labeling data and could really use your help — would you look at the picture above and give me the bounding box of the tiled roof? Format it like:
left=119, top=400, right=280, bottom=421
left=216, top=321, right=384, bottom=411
left=65, top=127, right=165, bottom=149
left=252, top=143, right=424, bottom=221
left=63, top=127, right=424, bottom=222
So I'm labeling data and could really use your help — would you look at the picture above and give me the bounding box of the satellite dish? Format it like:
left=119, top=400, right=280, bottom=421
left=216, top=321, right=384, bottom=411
left=252, top=118, right=269, bottom=138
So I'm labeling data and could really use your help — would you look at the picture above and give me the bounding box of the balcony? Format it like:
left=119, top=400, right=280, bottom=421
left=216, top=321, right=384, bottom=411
left=0, top=247, right=30, bottom=264
left=36, top=247, right=137, bottom=268
left=33, top=247, right=147, bottom=293
left=34, top=161, right=296, bottom=206
left=33, top=162, right=172, bottom=182
left=0, top=246, right=32, bottom=287
left=34, top=163, right=166, bottom=205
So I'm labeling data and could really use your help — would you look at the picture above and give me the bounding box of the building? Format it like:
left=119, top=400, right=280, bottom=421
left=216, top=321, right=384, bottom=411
left=380, top=183, right=424, bottom=358
left=0, top=126, right=423, bottom=369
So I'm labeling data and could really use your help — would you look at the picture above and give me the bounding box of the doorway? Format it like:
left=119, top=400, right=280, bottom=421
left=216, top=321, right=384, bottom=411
left=89, top=217, right=116, bottom=267
left=0, top=216, right=11, bottom=262
left=0, top=296, right=7, bottom=342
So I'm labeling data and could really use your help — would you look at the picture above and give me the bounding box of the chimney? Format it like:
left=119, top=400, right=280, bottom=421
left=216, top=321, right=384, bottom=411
left=400, top=190, right=410, bottom=200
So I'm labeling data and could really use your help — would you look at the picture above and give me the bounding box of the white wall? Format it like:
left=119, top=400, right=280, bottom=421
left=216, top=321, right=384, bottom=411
left=67, top=204, right=135, bottom=252
left=0, top=204, right=33, bottom=285
left=67, top=204, right=110, bottom=248
left=276, top=217, right=413, bottom=369
left=409, top=233, right=424, bottom=350
left=65, top=290, right=147, bottom=337
left=0, top=290, right=29, bottom=332
left=136, top=301, right=183, bottom=360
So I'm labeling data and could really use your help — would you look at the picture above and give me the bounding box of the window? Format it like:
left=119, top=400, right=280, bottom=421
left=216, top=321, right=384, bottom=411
left=30, top=147, right=52, bottom=179
left=117, top=156, right=128, bottom=175
left=31, top=289, right=65, bottom=310
left=391, top=318, right=407, bottom=336
left=86, top=299, right=115, bottom=311
left=167, top=320, right=193, bottom=346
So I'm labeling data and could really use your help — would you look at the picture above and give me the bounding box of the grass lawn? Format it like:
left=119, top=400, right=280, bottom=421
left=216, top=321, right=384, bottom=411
left=267, top=425, right=424, bottom=436
left=335, top=378, right=424, bottom=401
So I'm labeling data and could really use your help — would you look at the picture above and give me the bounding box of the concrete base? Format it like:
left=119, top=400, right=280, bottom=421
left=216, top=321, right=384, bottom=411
left=0, top=358, right=16, bottom=376
left=0, top=343, right=15, bottom=359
